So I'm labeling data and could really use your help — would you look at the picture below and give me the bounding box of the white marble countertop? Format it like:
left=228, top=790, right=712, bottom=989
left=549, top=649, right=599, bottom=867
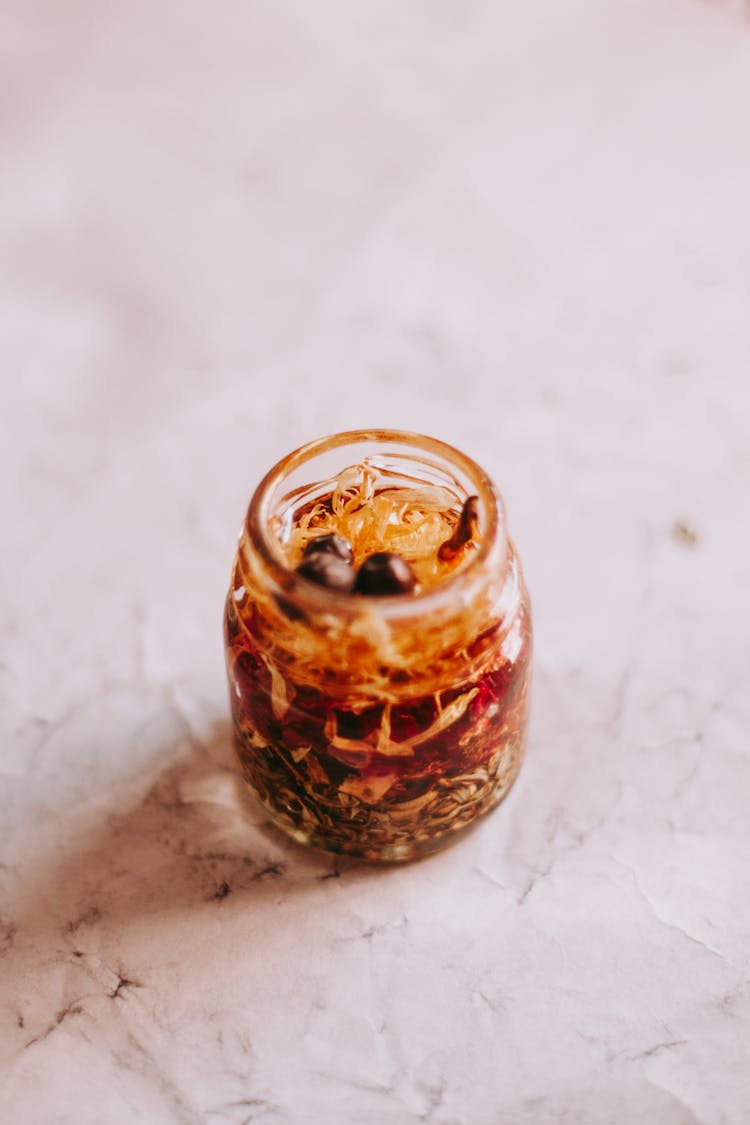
left=2, top=2, right=750, bottom=1122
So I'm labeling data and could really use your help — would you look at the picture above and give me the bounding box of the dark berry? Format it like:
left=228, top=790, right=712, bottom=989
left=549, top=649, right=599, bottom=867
left=296, top=552, right=356, bottom=593
left=354, top=552, right=418, bottom=596
left=302, top=533, right=354, bottom=565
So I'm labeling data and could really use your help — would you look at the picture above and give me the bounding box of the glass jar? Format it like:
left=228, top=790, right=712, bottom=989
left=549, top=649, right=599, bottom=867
left=223, top=430, right=532, bottom=861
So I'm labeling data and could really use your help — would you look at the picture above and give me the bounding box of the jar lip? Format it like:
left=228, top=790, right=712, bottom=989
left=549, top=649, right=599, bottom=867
left=245, top=429, right=505, bottom=618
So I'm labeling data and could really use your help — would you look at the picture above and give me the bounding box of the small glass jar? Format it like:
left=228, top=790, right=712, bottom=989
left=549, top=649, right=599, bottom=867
left=224, top=430, right=532, bottom=861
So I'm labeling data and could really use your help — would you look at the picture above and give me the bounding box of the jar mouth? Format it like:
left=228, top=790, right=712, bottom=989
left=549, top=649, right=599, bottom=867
left=245, top=429, right=505, bottom=619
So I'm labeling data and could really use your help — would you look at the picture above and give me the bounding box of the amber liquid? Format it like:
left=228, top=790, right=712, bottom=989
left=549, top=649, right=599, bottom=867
left=225, top=461, right=531, bottom=861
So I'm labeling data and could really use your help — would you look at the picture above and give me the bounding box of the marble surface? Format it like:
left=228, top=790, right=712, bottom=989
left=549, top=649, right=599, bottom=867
left=2, top=1, right=750, bottom=1122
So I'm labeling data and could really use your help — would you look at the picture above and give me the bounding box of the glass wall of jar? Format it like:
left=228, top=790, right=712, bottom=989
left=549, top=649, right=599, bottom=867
left=224, top=430, right=532, bottom=862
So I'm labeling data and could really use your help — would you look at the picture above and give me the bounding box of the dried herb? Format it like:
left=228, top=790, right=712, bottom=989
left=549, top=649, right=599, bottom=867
left=438, top=495, right=481, bottom=562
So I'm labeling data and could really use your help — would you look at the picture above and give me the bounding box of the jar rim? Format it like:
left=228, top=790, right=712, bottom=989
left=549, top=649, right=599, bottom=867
left=244, top=429, right=505, bottom=620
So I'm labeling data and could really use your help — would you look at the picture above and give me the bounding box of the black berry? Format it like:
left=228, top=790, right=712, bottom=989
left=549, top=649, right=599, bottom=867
left=354, top=552, right=418, bottom=596
left=302, top=533, right=354, bottom=565
left=296, top=552, right=356, bottom=593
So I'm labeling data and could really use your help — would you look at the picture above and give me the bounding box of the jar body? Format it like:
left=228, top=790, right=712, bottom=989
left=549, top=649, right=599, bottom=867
left=223, top=432, right=532, bottom=862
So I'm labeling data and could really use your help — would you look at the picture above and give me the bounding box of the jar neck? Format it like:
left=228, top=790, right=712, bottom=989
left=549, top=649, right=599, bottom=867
left=230, top=431, right=519, bottom=692
left=244, top=429, right=506, bottom=623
